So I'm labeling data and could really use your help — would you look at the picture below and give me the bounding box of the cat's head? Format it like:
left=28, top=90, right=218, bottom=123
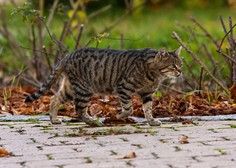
left=153, top=47, right=183, bottom=78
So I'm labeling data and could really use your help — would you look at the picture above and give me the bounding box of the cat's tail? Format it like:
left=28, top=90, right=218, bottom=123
left=25, top=55, right=68, bottom=103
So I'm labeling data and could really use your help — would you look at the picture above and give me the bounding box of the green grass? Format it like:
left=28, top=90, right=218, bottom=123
left=1, top=4, right=236, bottom=87
left=3, top=6, right=235, bottom=51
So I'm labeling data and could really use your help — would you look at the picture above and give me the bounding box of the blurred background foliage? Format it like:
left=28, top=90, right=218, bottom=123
left=0, top=0, right=236, bottom=92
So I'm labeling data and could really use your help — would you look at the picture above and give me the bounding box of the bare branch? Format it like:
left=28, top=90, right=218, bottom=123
left=190, top=17, right=219, bottom=47
left=88, top=5, right=112, bottom=19
left=202, top=44, right=225, bottom=85
left=172, top=31, right=229, bottom=94
left=45, top=0, right=59, bottom=34
left=61, top=0, right=81, bottom=42
left=74, top=24, right=84, bottom=50
left=217, top=21, right=236, bottom=51
left=43, top=46, right=53, bottom=72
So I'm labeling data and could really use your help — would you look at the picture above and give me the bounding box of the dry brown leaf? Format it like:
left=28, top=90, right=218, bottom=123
left=0, top=147, right=11, bottom=157
left=89, top=103, right=103, bottom=116
left=182, top=120, right=193, bottom=125
left=2, top=86, right=236, bottom=119
left=179, top=135, right=189, bottom=144
left=121, top=152, right=136, bottom=159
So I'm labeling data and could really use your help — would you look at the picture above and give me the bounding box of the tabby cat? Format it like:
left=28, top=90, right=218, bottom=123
left=25, top=47, right=182, bottom=126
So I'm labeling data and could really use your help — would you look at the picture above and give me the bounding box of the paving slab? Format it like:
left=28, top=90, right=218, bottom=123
left=0, top=118, right=236, bottom=168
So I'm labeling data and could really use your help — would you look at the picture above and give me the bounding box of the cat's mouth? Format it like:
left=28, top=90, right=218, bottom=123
left=165, top=71, right=182, bottom=78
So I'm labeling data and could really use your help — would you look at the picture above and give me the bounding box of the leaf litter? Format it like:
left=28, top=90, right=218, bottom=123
left=1, top=86, right=236, bottom=124
left=0, top=147, right=11, bottom=157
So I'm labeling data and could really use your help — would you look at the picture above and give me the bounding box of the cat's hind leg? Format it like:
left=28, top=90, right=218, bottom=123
left=50, top=78, right=73, bottom=124
left=50, top=94, right=63, bottom=124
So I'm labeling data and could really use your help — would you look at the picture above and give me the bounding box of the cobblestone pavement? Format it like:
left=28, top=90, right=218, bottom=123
left=0, top=119, right=236, bottom=168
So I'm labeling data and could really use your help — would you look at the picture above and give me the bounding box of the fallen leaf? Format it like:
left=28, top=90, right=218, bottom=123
left=0, top=147, right=11, bottom=157
left=121, top=152, right=136, bottom=159
left=179, top=135, right=189, bottom=144
left=89, top=103, right=103, bottom=117
left=182, top=120, right=193, bottom=125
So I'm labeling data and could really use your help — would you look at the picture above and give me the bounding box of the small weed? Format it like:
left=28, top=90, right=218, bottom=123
left=6, top=124, right=14, bottom=128
left=174, top=146, right=182, bottom=152
left=182, top=90, right=201, bottom=100
left=29, top=138, right=36, bottom=143
left=131, top=124, right=142, bottom=129
left=159, top=139, right=167, bottom=143
left=25, top=119, right=39, bottom=123
left=154, top=91, right=162, bottom=98
left=208, top=128, right=218, bottom=133
left=65, top=122, right=78, bottom=126
left=36, top=146, right=43, bottom=150
left=72, top=148, right=82, bottom=152
left=206, top=90, right=212, bottom=104
left=97, top=143, right=105, bottom=147
left=15, top=128, right=26, bottom=134
left=147, top=130, right=157, bottom=136
left=131, top=144, right=142, bottom=149
left=164, top=126, right=179, bottom=131
left=125, top=160, right=134, bottom=167
left=84, top=157, right=92, bottom=163
left=64, top=131, right=80, bottom=137
left=45, top=154, right=53, bottom=160
left=229, top=124, right=236, bottom=128
left=56, top=165, right=64, bottom=168
left=92, top=136, right=97, bottom=140
left=59, top=141, right=68, bottom=144
left=40, top=126, right=53, bottom=130
left=110, top=150, right=118, bottom=155
left=133, top=129, right=143, bottom=134
left=221, top=136, right=230, bottom=141
left=49, top=132, right=59, bottom=139
left=215, top=148, right=227, bottom=155
left=120, top=137, right=129, bottom=142
left=167, top=98, right=173, bottom=113
left=19, top=162, right=26, bottom=167
left=151, top=152, right=159, bottom=159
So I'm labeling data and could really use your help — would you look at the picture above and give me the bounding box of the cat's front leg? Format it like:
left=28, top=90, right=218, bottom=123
left=116, top=98, right=133, bottom=119
left=141, top=95, right=162, bottom=126
left=75, top=97, right=103, bottom=127
left=116, top=87, right=133, bottom=119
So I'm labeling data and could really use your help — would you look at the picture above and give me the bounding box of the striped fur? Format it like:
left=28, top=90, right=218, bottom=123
left=25, top=47, right=182, bottom=126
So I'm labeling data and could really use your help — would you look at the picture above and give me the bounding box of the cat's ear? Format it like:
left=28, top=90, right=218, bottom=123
left=159, top=48, right=167, bottom=57
left=153, top=48, right=167, bottom=63
left=174, top=46, right=182, bottom=56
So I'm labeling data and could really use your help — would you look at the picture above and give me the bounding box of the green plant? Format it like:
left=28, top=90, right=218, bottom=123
left=214, top=148, right=227, bottom=155
left=154, top=91, right=162, bottom=99
left=84, top=157, right=92, bottom=163
left=229, top=124, right=236, bottom=128
left=45, top=154, right=53, bottom=160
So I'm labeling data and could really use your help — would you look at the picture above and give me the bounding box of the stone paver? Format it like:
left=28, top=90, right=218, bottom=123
left=0, top=119, right=236, bottom=168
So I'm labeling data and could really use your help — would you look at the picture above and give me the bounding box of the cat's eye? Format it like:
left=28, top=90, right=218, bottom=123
left=170, top=65, right=176, bottom=69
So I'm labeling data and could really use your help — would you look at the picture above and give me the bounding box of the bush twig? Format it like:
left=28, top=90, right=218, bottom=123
left=172, top=31, right=229, bottom=94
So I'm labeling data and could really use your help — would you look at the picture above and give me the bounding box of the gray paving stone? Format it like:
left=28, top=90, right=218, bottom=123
left=1, top=120, right=236, bottom=168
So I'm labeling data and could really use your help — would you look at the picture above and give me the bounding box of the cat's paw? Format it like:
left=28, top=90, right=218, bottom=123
left=147, top=119, right=162, bottom=126
left=84, top=118, right=104, bottom=127
left=51, top=118, right=62, bottom=124
left=88, top=120, right=104, bottom=127
left=116, top=112, right=130, bottom=120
